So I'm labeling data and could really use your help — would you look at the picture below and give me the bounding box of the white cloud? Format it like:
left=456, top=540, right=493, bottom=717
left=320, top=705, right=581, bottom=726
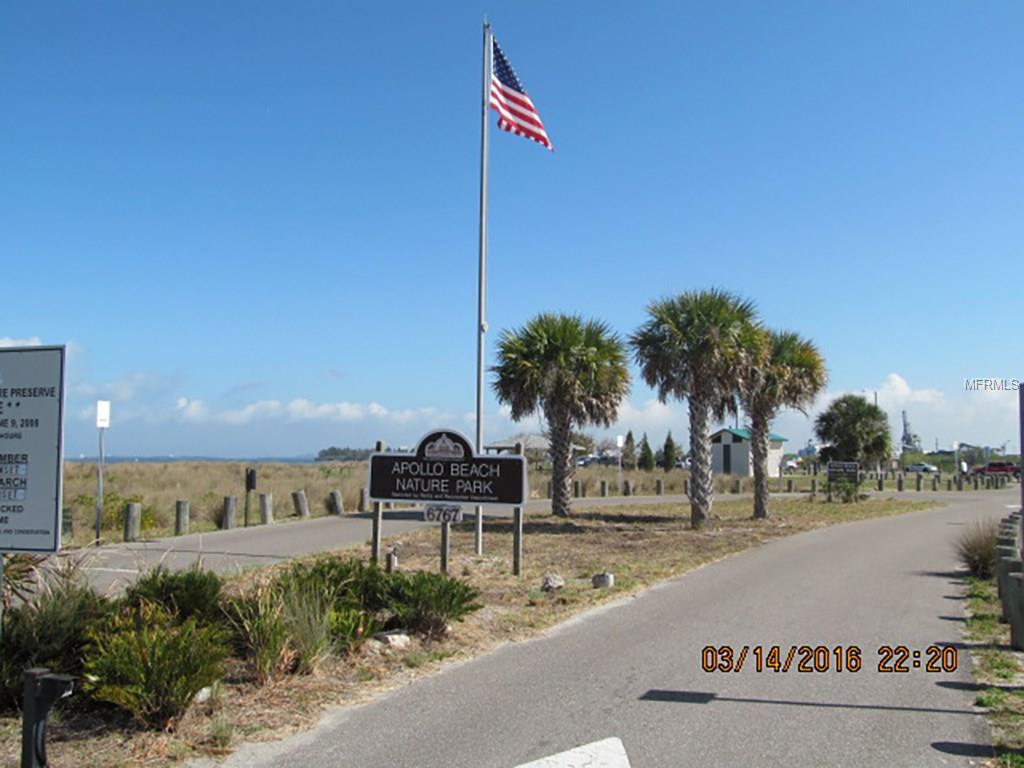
left=772, top=372, right=1021, bottom=453
left=169, top=396, right=456, bottom=429
left=74, top=371, right=178, bottom=403
left=0, top=336, right=42, bottom=347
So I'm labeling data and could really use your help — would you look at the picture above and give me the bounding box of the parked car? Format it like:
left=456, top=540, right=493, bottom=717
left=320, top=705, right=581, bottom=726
left=971, top=461, right=1021, bottom=479
left=904, top=462, right=938, bottom=473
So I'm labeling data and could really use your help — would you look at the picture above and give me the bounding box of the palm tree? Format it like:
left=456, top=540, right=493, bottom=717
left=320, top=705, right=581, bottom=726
left=631, top=289, right=759, bottom=529
left=815, top=395, right=891, bottom=467
left=492, top=313, right=631, bottom=517
left=739, top=330, right=827, bottom=519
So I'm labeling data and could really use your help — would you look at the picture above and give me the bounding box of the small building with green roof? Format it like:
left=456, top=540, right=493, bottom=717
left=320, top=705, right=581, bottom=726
left=710, top=427, right=787, bottom=477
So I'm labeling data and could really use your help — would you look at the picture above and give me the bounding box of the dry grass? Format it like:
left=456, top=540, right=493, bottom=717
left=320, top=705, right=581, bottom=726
left=61, top=461, right=367, bottom=544
left=61, top=460, right=965, bottom=545
left=0, top=494, right=938, bottom=768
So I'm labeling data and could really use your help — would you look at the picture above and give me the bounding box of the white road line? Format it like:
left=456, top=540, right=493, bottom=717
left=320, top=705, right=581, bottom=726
left=514, top=737, right=631, bottom=768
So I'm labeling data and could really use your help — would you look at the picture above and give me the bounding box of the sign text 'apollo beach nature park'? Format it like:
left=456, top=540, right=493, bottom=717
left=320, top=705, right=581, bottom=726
left=0, top=346, right=66, bottom=553
left=369, top=430, right=527, bottom=507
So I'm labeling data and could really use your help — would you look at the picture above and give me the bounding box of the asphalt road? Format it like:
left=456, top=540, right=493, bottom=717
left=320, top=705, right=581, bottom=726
left=195, top=488, right=1018, bottom=768
left=74, top=492, right=764, bottom=592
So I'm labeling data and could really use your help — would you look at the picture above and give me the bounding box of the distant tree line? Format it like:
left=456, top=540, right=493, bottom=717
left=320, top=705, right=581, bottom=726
left=316, top=446, right=372, bottom=462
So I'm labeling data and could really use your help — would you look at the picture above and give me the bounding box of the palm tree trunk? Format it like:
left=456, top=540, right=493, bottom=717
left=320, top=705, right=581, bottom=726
left=750, top=411, right=770, bottom=519
left=688, top=395, right=713, bottom=529
left=547, top=408, right=574, bottom=517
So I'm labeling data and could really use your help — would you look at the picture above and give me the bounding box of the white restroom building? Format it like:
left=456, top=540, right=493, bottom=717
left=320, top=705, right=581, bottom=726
left=710, top=427, right=787, bottom=476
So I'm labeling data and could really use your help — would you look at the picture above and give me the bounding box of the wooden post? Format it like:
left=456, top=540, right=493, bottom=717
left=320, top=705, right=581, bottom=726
left=877, top=476, right=884, bottom=492
left=656, top=479, right=664, bottom=496
left=259, top=492, right=273, bottom=524
left=786, top=478, right=794, bottom=493
left=624, top=479, right=632, bottom=497
left=329, top=490, right=344, bottom=516
left=947, top=478, right=953, bottom=491
left=61, top=507, right=73, bottom=541
left=932, top=476, right=939, bottom=491
left=440, top=520, right=450, bottom=573
left=124, top=502, right=141, bottom=542
left=546, top=480, right=552, bottom=499
left=385, top=549, right=399, bottom=573
left=897, top=476, right=904, bottom=492
left=734, top=478, right=743, bottom=494
left=573, top=480, right=581, bottom=498
left=175, top=500, right=190, bottom=536
left=600, top=480, right=608, bottom=497
left=811, top=478, right=818, bottom=494
left=222, top=496, right=237, bottom=529
left=372, top=440, right=384, bottom=564
left=359, top=487, right=368, bottom=513
left=292, top=489, right=310, bottom=519
left=915, top=474, right=923, bottom=492
left=513, top=442, right=524, bottom=577
left=684, top=478, right=690, bottom=496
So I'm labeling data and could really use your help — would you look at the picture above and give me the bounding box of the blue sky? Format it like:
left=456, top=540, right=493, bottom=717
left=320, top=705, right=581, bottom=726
left=3, top=2, right=1022, bottom=458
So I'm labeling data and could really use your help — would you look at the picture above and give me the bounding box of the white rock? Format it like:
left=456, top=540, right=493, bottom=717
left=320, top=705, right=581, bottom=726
left=194, top=686, right=212, bottom=704
left=377, top=631, right=411, bottom=650
left=541, top=574, right=565, bottom=592
left=592, top=572, right=615, bottom=589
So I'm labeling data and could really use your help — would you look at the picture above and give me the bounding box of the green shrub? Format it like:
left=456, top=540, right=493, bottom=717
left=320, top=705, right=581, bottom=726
left=279, top=578, right=331, bottom=675
left=328, top=607, right=382, bottom=653
left=956, top=519, right=999, bottom=579
left=224, top=584, right=292, bottom=683
left=84, top=602, right=228, bottom=730
left=0, top=565, right=112, bottom=711
left=282, top=557, right=392, bottom=613
left=387, top=571, right=481, bottom=637
left=124, top=564, right=223, bottom=625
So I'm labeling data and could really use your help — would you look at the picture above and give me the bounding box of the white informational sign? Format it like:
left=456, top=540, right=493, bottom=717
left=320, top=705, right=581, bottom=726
left=96, top=400, right=110, bottom=429
left=0, top=346, right=65, bottom=553
left=616, top=434, right=625, bottom=449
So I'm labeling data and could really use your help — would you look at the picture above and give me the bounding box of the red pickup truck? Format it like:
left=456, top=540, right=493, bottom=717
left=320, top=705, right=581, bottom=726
left=971, top=461, right=1021, bottom=479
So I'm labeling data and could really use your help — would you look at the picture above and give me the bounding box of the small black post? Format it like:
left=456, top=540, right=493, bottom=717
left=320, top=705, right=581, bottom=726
left=244, top=467, right=256, bottom=527
left=21, top=668, right=74, bottom=768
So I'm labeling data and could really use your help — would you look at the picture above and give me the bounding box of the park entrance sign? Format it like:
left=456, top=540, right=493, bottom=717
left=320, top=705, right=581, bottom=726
left=0, top=346, right=65, bottom=554
left=369, top=429, right=527, bottom=506
left=827, top=461, right=860, bottom=484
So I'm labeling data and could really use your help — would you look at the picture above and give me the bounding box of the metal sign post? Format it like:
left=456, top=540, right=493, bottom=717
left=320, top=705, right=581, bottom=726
left=94, top=400, right=109, bottom=546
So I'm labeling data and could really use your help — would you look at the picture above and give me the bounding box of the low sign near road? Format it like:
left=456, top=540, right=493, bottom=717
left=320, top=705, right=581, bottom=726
left=369, top=429, right=527, bottom=506
left=827, top=461, right=860, bottom=484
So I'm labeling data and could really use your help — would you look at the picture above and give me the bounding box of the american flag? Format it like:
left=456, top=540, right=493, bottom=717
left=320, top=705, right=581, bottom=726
left=489, top=36, right=553, bottom=151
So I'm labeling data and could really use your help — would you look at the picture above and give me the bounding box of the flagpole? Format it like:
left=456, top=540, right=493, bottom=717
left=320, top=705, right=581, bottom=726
left=474, top=20, right=492, bottom=555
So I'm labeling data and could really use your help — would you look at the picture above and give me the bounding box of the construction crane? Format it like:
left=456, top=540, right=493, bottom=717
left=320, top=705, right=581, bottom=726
left=901, top=410, right=921, bottom=453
